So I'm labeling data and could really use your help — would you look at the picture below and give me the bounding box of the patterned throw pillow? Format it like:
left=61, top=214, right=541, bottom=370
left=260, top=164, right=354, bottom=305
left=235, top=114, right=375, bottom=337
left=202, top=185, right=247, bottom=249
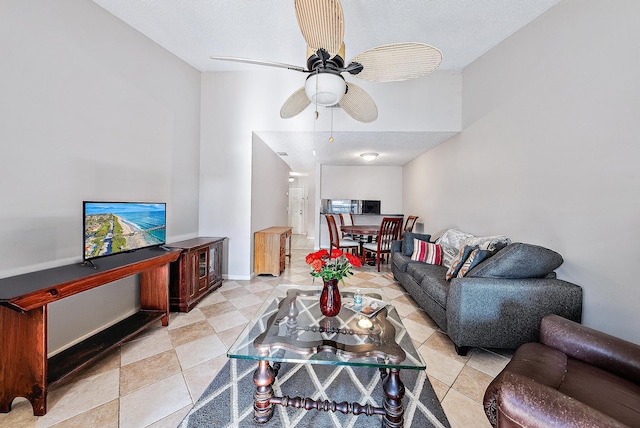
left=435, top=228, right=476, bottom=268
left=445, top=245, right=476, bottom=281
left=463, top=235, right=512, bottom=252
left=410, top=239, right=442, bottom=265
left=457, top=249, right=493, bottom=278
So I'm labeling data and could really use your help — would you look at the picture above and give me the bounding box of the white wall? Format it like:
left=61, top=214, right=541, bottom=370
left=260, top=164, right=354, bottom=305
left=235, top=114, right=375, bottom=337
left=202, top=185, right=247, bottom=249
left=0, top=0, right=201, bottom=353
left=251, top=135, right=290, bottom=233
left=321, top=165, right=403, bottom=213
left=251, top=135, right=290, bottom=274
left=403, top=0, right=640, bottom=344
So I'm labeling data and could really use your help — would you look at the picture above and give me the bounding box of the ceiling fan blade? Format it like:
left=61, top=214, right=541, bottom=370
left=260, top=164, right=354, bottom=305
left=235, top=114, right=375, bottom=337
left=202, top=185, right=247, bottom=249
left=295, top=0, right=344, bottom=57
left=339, top=82, right=378, bottom=123
left=280, top=87, right=311, bottom=119
left=349, top=43, right=442, bottom=82
left=210, top=56, right=307, bottom=72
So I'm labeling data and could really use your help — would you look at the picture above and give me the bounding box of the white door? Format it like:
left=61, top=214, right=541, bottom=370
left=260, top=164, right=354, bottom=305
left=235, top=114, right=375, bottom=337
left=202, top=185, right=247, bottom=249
left=288, top=187, right=304, bottom=234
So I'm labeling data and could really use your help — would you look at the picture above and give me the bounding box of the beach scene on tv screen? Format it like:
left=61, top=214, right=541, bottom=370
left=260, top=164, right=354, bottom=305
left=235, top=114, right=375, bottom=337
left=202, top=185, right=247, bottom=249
left=84, top=202, right=166, bottom=259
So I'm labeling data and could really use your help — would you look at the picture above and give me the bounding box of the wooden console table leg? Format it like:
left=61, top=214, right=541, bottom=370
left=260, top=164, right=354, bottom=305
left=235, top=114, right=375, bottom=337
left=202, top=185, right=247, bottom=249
left=382, top=368, right=405, bottom=428
left=0, top=305, right=47, bottom=416
left=253, top=360, right=275, bottom=423
left=140, top=264, right=170, bottom=326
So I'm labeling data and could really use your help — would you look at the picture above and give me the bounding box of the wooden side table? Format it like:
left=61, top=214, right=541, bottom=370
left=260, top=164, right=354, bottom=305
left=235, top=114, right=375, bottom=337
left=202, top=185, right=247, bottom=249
left=254, top=227, right=292, bottom=276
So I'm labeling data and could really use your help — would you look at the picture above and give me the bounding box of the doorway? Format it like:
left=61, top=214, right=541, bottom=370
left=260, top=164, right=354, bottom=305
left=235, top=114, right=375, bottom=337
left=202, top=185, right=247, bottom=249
left=288, top=187, right=305, bottom=235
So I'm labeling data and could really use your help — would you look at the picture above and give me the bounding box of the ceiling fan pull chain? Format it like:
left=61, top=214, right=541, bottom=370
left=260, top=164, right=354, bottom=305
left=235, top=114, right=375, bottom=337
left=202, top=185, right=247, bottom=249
left=329, top=108, right=334, bottom=142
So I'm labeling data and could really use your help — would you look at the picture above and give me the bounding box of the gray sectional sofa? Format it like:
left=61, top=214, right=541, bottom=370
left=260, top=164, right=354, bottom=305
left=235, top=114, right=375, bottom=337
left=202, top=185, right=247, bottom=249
left=391, top=229, right=583, bottom=355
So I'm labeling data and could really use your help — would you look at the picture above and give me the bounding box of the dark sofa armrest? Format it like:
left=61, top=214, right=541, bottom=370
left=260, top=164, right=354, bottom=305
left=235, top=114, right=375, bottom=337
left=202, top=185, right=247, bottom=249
left=391, top=240, right=402, bottom=254
left=485, top=372, right=626, bottom=428
left=540, top=314, right=640, bottom=384
left=446, top=277, right=583, bottom=349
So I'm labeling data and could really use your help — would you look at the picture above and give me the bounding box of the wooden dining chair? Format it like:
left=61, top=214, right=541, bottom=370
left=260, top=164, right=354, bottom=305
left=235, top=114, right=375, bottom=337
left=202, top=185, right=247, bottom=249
left=338, top=213, right=351, bottom=238
left=339, top=213, right=363, bottom=242
left=403, top=215, right=419, bottom=237
left=363, top=217, right=403, bottom=271
left=325, top=215, right=359, bottom=255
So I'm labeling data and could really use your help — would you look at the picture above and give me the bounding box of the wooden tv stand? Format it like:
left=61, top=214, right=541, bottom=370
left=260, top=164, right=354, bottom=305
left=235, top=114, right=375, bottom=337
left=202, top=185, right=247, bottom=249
left=0, top=247, right=180, bottom=416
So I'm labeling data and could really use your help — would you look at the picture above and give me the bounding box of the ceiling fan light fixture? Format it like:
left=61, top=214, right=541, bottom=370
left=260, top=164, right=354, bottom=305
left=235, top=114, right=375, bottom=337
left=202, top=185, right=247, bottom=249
left=360, top=152, right=379, bottom=161
left=305, top=72, right=346, bottom=106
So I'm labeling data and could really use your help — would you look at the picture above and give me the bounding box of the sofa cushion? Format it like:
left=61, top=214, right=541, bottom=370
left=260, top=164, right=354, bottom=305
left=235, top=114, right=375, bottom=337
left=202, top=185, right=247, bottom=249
left=457, top=248, right=493, bottom=278
left=446, top=245, right=476, bottom=281
left=403, top=232, right=432, bottom=256
left=468, top=243, right=563, bottom=279
left=406, top=262, right=446, bottom=285
left=406, top=263, right=449, bottom=307
left=411, top=240, right=442, bottom=265
left=435, top=229, right=475, bottom=268
left=392, top=252, right=415, bottom=273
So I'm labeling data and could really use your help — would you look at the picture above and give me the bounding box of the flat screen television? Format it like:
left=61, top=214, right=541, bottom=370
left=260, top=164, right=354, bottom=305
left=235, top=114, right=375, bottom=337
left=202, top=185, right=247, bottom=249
left=83, top=201, right=167, bottom=261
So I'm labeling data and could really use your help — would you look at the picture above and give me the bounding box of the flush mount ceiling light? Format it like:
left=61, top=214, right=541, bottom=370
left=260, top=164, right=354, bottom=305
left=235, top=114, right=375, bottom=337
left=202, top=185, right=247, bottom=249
left=304, top=72, right=347, bottom=107
left=360, top=152, right=379, bottom=161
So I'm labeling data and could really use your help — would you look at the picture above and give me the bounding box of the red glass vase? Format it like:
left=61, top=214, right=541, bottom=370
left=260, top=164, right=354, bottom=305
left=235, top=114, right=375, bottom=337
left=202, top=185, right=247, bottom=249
left=319, top=279, right=341, bottom=317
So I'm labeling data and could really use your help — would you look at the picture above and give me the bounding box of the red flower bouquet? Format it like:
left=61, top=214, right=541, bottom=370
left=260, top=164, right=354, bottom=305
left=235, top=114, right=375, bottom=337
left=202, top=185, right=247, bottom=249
left=305, top=248, right=362, bottom=283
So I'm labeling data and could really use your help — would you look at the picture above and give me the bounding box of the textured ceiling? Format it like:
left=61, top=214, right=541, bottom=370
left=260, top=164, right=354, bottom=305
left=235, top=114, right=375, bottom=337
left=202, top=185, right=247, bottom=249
left=92, top=0, right=560, bottom=172
left=256, top=131, right=459, bottom=172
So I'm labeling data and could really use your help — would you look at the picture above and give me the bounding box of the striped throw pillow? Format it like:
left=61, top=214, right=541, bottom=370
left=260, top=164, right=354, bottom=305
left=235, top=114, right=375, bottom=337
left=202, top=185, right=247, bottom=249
left=410, top=239, right=442, bottom=265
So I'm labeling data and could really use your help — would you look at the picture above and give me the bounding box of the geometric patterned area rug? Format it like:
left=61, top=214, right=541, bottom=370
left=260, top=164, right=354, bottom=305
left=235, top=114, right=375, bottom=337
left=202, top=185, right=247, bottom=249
left=179, top=358, right=450, bottom=428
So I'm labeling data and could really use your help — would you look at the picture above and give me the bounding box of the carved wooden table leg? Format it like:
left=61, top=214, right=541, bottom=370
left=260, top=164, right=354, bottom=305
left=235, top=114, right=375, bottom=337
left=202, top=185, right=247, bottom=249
left=253, top=360, right=275, bottom=423
left=382, top=368, right=405, bottom=428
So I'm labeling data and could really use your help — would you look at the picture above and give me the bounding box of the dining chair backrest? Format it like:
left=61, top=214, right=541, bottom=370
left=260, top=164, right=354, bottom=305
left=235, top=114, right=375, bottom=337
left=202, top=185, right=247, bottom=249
left=362, top=217, right=403, bottom=272
left=339, top=213, right=353, bottom=227
left=378, top=217, right=403, bottom=253
left=338, top=213, right=352, bottom=238
left=404, top=215, right=419, bottom=235
left=325, top=214, right=341, bottom=252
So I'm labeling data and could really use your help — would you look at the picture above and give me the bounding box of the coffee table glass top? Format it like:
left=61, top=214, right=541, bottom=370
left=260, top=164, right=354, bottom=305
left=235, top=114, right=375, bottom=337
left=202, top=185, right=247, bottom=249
left=227, top=285, right=426, bottom=370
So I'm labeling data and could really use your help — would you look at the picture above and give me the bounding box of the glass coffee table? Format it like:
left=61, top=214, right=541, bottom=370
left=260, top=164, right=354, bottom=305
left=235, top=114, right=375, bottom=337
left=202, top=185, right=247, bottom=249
left=227, top=285, right=426, bottom=428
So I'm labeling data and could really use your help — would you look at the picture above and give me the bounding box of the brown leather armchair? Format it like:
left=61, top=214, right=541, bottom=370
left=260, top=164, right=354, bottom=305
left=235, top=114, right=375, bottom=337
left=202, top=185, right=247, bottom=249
left=484, top=314, right=640, bottom=427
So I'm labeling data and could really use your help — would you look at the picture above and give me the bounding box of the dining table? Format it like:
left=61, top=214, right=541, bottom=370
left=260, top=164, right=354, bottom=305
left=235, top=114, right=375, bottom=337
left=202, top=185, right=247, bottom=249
left=340, top=224, right=380, bottom=263
left=340, top=224, right=380, bottom=237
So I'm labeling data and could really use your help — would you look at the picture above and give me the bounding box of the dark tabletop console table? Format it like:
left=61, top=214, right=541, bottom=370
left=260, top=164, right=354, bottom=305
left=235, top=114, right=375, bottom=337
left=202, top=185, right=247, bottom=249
left=0, top=247, right=180, bottom=416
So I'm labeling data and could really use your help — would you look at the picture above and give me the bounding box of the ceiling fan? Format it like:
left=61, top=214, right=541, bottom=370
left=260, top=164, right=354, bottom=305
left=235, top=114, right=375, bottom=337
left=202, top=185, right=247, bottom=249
left=210, top=0, right=442, bottom=123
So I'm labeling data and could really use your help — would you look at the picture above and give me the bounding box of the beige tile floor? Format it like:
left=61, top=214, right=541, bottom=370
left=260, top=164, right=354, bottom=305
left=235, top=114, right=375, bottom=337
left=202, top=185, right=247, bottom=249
left=1, top=235, right=511, bottom=427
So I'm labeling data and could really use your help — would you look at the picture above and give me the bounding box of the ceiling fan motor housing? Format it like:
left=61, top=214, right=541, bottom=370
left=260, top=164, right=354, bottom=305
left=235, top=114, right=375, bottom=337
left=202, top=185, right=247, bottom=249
left=305, top=71, right=346, bottom=106
left=304, top=49, right=347, bottom=106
